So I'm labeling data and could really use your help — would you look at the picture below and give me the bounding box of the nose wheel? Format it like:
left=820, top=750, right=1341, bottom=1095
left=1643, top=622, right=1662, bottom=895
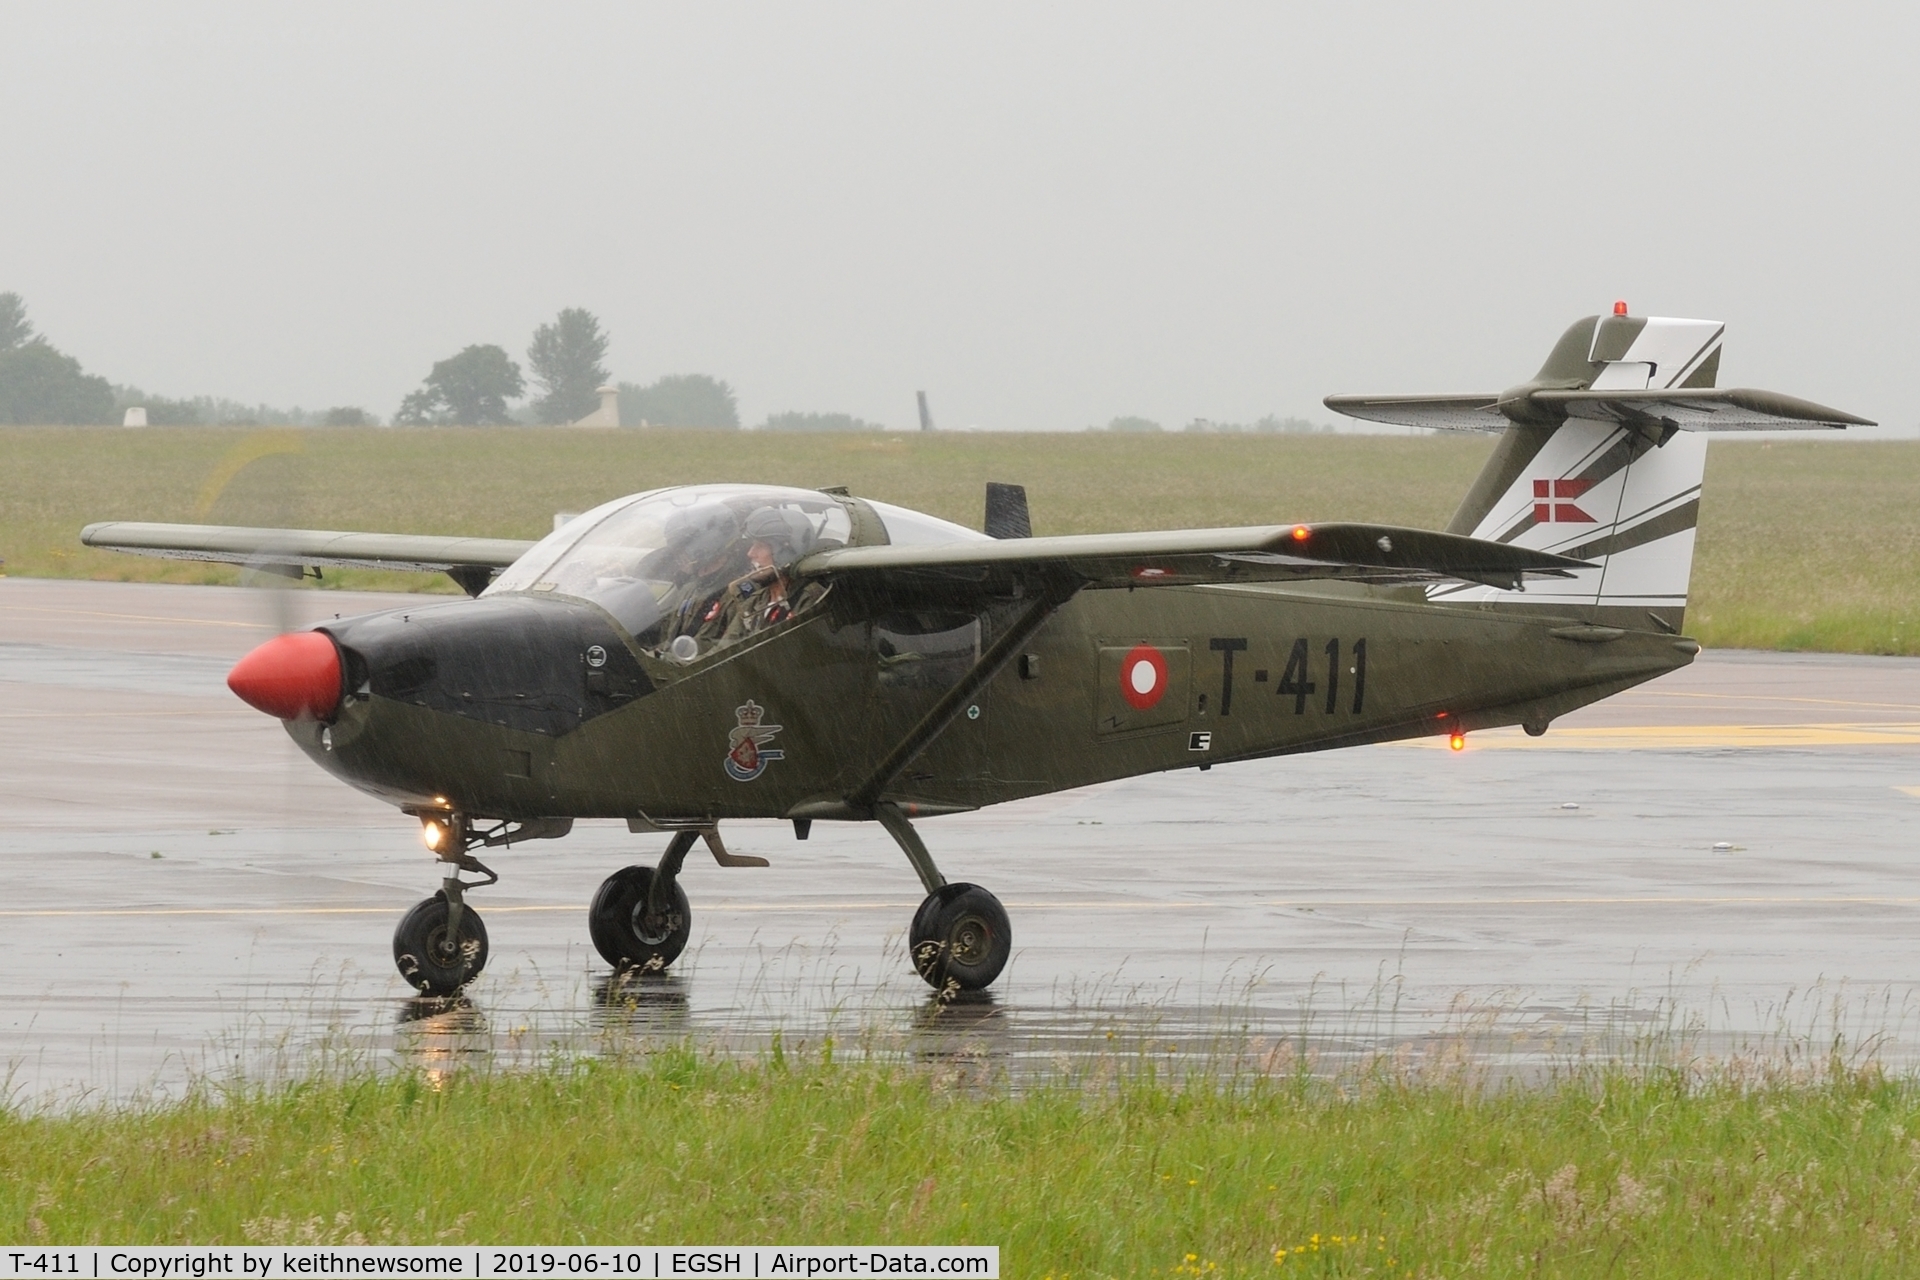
left=394, top=891, right=490, bottom=995
left=393, top=830, right=500, bottom=996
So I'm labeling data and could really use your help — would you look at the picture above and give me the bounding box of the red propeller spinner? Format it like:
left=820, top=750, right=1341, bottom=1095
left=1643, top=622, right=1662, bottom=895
left=227, top=631, right=342, bottom=721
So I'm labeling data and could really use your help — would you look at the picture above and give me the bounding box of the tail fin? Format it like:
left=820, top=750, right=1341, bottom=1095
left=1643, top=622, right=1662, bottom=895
left=1328, top=309, right=1872, bottom=632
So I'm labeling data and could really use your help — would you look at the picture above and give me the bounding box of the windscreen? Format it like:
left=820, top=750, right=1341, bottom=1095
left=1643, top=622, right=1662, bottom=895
left=487, top=484, right=852, bottom=645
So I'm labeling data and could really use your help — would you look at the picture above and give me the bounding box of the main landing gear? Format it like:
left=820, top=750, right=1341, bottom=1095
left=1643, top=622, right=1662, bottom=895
left=584, top=809, right=1011, bottom=994
left=878, top=803, right=1012, bottom=994
left=588, top=828, right=766, bottom=973
left=589, top=832, right=695, bottom=972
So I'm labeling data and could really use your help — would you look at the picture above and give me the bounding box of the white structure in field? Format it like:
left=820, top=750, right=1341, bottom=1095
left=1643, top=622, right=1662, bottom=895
left=569, top=385, right=620, bottom=428
left=122, top=407, right=147, bottom=428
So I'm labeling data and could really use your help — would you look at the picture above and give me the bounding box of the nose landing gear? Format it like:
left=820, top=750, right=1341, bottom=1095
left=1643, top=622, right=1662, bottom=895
left=394, top=848, right=497, bottom=996
left=391, top=813, right=570, bottom=996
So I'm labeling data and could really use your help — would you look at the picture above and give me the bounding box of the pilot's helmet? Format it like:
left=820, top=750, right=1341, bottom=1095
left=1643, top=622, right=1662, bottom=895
left=742, top=506, right=813, bottom=569
left=664, top=502, right=741, bottom=566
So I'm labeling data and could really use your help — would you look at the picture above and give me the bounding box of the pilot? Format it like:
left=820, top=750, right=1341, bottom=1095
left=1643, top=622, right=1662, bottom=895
left=652, top=503, right=745, bottom=645
left=699, top=506, right=824, bottom=645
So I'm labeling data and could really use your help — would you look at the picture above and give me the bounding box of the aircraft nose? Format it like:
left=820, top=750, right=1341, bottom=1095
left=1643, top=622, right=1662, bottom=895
left=227, top=631, right=343, bottom=721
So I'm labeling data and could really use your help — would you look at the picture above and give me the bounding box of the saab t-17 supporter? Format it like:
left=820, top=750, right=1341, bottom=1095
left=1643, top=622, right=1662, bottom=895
left=80, top=311, right=1876, bottom=1000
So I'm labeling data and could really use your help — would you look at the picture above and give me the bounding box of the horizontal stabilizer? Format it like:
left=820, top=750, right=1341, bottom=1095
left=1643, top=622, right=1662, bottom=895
left=80, top=522, right=535, bottom=580
left=1531, top=387, right=1873, bottom=430
left=798, top=522, right=1589, bottom=596
left=1321, top=395, right=1507, bottom=432
left=1327, top=386, right=1871, bottom=432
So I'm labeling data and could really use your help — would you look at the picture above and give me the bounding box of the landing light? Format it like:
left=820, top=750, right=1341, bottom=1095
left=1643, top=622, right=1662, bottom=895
left=1449, top=732, right=1466, bottom=752
left=421, top=816, right=452, bottom=852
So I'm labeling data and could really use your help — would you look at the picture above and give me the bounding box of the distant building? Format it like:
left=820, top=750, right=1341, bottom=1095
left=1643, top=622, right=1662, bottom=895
left=122, top=407, right=147, bottom=428
left=568, top=385, right=620, bottom=428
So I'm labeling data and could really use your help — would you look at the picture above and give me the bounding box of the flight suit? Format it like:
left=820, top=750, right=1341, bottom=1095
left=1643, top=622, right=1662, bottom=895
left=700, top=572, right=825, bottom=647
left=653, top=558, right=744, bottom=646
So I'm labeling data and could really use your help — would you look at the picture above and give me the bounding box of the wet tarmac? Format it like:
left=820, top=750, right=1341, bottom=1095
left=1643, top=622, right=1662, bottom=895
left=5, top=576, right=1920, bottom=1103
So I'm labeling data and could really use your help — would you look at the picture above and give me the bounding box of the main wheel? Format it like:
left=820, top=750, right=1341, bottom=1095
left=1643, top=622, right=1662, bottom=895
left=393, top=892, right=489, bottom=995
left=589, top=864, right=692, bottom=972
left=909, top=883, right=1011, bottom=992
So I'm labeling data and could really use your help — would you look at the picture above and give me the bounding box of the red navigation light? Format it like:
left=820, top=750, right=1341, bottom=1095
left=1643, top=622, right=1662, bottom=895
left=1613, top=300, right=1628, bottom=316
left=1449, top=731, right=1466, bottom=752
left=1290, top=525, right=1310, bottom=542
left=227, top=631, right=342, bottom=721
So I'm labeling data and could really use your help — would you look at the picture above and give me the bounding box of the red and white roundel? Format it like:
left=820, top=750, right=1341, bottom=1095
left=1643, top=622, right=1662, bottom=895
left=1119, top=643, right=1169, bottom=710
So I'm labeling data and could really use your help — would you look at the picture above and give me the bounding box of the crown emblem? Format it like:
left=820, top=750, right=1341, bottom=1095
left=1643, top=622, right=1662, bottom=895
left=725, top=699, right=785, bottom=782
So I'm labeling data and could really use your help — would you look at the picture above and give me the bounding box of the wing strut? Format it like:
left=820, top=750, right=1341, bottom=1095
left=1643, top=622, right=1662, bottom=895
left=845, top=580, right=1077, bottom=816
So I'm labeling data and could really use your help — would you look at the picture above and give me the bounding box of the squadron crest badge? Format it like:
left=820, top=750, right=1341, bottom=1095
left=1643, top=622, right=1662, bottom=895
left=724, top=699, right=785, bottom=782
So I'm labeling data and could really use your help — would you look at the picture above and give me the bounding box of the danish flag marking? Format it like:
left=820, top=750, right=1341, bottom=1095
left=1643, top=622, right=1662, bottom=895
left=1532, top=478, right=1596, bottom=523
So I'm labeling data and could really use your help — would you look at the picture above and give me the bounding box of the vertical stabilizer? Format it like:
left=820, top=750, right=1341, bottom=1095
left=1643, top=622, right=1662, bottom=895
left=1431, top=313, right=1722, bottom=631
left=1328, top=308, right=1866, bottom=632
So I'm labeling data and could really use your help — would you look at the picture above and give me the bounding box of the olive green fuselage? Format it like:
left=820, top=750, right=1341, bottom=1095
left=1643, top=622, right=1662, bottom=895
left=290, top=583, right=1693, bottom=826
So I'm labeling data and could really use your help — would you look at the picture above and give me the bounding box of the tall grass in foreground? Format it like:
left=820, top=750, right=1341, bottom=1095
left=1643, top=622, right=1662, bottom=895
left=4, top=1048, right=1919, bottom=1276
left=5, top=426, right=1919, bottom=653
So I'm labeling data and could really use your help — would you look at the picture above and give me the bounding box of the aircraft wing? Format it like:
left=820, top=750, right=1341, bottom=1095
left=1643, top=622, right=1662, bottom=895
left=1320, top=395, right=1507, bottom=431
left=1528, top=387, right=1873, bottom=430
left=798, top=522, right=1589, bottom=595
left=80, top=522, right=535, bottom=594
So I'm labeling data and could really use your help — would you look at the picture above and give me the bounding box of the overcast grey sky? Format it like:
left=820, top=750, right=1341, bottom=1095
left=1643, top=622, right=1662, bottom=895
left=2, top=3, right=1914, bottom=430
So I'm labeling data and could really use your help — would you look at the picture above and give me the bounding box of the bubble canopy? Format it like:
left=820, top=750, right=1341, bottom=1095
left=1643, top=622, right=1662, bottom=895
left=485, top=484, right=988, bottom=642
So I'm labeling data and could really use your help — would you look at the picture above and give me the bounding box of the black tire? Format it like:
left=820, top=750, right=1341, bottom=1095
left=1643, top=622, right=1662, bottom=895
left=909, top=883, right=1011, bottom=992
left=392, top=892, right=489, bottom=995
left=589, top=864, right=692, bottom=972
left=908, top=891, right=944, bottom=957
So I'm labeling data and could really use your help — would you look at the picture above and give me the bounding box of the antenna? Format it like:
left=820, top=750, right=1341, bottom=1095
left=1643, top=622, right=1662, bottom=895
left=916, top=390, right=934, bottom=432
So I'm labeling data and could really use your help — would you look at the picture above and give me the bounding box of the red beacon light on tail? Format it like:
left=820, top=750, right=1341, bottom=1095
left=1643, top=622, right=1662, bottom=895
left=1613, top=300, right=1629, bottom=316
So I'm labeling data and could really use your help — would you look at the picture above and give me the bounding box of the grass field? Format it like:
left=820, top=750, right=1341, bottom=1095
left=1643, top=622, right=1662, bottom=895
left=4, top=1049, right=1917, bottom=1275
left=2, top=426, right=1918, bottom=653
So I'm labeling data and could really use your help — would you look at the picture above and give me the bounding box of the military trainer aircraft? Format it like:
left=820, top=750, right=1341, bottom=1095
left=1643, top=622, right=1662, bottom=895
left=82, top=307, right=1870, bottom=996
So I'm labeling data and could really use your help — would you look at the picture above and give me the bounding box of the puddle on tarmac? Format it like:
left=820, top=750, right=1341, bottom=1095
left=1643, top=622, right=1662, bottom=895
left=12, top=952, right=1920, bottom=1109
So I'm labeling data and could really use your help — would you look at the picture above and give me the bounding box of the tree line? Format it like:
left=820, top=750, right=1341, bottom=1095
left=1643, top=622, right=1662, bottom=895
left=0, top=296, right=750, bottom=429
left=392, top=308, right=733, bottom=429
left=0, top=293, right=375, bottom=426
left=6, top=291, right=1287, bottom=432
left=0, top=293, right=116, bottom=425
